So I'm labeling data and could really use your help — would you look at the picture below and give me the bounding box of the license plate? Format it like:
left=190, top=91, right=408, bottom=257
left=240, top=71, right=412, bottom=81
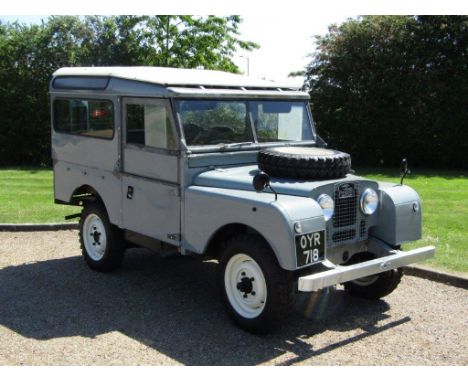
left=295, top=230, right=325, bottom=267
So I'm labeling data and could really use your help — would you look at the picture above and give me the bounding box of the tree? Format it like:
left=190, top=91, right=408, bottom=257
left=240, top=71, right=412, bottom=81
left=0, top=15, right=258, bottom=166
left=304, top=16, right=468, bottom=169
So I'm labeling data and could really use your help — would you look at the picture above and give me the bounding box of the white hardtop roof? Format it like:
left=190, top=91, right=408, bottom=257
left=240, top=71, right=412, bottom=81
left=53, top=66, right=301, bottom=90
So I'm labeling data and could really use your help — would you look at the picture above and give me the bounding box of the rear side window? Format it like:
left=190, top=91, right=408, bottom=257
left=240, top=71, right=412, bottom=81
left=53, top=99, right=114, bottom=139
left=52, top=76, right=110, bottom=90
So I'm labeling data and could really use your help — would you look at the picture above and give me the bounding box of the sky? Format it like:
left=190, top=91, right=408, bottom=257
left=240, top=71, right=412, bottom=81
left=1, top=0, right=466, bottom=87
left=232, top=14, right=351, bottom=86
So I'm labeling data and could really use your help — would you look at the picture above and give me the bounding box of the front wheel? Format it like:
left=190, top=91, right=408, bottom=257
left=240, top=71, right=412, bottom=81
left=79, top=202, right=125, bottom=272
left=343, top=252, right=403, bottom=299
left=218, top=234, right=294, bottom=334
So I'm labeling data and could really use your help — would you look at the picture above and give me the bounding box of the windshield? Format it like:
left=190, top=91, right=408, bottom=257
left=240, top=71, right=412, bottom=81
left=176, top=100, right=314, bottom=146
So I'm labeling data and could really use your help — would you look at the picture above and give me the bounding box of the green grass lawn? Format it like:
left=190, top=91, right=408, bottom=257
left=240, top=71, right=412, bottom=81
left=0, top=167, right=80, bottom=224
left=355, top=167, right=468, bottom=274
left=0, top=166, right=467, bottom=274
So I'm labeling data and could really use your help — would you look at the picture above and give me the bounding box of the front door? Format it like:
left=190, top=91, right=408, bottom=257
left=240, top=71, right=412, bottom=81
left=121, top=97, right=181, bottom=246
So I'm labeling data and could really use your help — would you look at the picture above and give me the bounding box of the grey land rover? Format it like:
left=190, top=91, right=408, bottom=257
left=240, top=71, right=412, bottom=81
left=50, top=66, right=435, bottom=334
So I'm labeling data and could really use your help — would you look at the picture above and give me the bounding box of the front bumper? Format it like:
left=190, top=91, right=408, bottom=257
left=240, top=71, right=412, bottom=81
left=298, top=245, right=435, bottom=292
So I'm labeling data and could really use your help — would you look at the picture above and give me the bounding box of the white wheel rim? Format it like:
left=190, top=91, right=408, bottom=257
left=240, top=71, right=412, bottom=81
left=224, top=254, right=267, bottom=319
left=83, top=213, right=107, bottom=261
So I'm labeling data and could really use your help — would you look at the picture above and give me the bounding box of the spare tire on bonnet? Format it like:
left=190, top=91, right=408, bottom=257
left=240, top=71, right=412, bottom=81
left=257, top=147, right=351, bottom=180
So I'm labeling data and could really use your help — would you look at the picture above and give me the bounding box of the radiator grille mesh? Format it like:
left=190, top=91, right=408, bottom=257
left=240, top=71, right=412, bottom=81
left=326, top=182, right=368, bottom=246
left=333, top=185, right=357, bottom=228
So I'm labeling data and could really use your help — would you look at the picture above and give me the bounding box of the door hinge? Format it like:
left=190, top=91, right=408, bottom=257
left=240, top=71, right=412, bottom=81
left=168, top=188, right=180, bottom=197
left=114, top=158, right=121, bottom=171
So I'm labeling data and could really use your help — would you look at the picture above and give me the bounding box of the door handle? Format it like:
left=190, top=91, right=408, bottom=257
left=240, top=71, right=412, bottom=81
left=127, top=186, right=134, bottom=200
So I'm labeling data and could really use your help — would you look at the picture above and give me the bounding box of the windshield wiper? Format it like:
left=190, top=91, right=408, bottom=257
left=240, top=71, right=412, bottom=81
left=217, top=142, right=255, bottom=150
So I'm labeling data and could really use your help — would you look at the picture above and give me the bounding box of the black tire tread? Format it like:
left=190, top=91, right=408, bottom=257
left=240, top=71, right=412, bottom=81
left=218, top=233, right=294, bottom=335
left=258, top=147, right=351, bottom=180
left=343, top=253, right=403, bottom=299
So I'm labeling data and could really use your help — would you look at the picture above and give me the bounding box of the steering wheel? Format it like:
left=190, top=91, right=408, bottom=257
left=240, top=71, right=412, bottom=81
left=211, top=125, right=236, bottom=133
left=184, top=123, right=204, bottom=144
left=203, top=125, right=237, bottom=143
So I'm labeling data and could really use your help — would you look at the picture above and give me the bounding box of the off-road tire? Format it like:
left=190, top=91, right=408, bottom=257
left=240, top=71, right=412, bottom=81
left=343, top=252, right=403, bottom=299
left=258, top=146, right=351, bottom=180
left=218, top=234, right=294, bottom=335
left=79, top=202, right=125, bottom=272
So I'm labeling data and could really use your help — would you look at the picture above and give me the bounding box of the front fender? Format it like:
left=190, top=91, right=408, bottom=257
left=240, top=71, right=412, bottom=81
left=370, top=183, right=422, bottom=245
left=184, top=186, right=324, bottom=271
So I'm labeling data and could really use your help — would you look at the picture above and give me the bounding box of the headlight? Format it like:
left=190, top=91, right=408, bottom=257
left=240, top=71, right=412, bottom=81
left=317, top=194, right=334, bottom=221
left=360, top=188, right=379, bottom=215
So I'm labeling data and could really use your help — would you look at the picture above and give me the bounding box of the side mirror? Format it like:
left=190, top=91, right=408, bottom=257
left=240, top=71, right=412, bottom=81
left=253, top=172, right=270, bottom=192
left=400, top=158, right=411, bottom=185
left=253, top=171, right=278, bottom=201
left=400, top=158, right=408, bottom=174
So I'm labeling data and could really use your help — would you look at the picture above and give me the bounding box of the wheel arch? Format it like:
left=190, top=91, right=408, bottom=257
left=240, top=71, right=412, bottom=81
left=69, top=184, right=117, bottom=223
left=70, top=184, right=106, bottom=206
left=53, top=161, right=122, bottom=226
left=204, top=223, right=278, bottom=264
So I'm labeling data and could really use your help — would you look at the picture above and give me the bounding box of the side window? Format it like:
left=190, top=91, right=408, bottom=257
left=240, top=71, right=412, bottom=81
left=126, top=101, right=176, bottom=149
left=53, top=99, right=114, bottom=139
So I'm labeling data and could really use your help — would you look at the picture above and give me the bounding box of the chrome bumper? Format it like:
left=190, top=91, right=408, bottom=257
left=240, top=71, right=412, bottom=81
left=298, top=245, right=435, bottom=292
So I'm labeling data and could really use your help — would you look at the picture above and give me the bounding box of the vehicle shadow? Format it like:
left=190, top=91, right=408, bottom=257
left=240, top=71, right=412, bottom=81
left=0, top=249, right=409, bottom=365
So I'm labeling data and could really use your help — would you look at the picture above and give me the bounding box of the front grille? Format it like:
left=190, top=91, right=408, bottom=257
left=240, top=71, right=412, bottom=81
left=326, top=182, right=368, bottom=246
left=332, top=229, right=356, bottom=242
left=333, top=184, right=357, bottom=228
left=360, top=220, right=367, bottom=238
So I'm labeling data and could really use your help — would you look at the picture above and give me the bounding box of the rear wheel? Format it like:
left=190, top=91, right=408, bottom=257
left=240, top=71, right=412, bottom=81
left=79, top=202, right=125, bottom=272
left=218, top=234, right=294, bottom=334
left=343, top=252, right=403, bottom=299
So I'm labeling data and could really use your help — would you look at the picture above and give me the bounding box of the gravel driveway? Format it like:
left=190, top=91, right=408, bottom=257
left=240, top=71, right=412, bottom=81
left=0, top=230, right=466, bottom=365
